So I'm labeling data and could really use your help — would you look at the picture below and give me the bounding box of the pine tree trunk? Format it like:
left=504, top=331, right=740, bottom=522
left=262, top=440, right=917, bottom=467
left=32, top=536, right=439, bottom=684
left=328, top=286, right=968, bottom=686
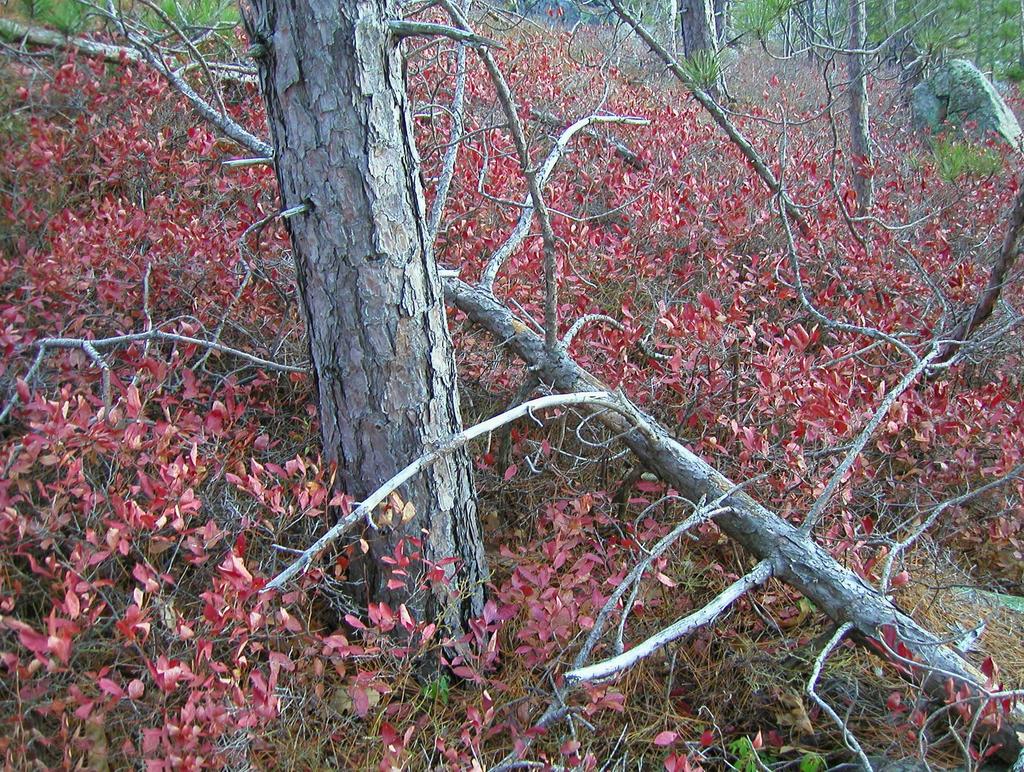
left=241, top=0, right=487, bottom=634
left=678, top=0, right=717, bottom=57
left=848, top=0, right=873, bottom=214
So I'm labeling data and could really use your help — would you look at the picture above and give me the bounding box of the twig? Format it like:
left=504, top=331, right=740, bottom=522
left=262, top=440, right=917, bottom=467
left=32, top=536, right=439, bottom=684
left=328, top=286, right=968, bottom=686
left=806, top=623, right=874, bottom=771
left=607, top=0, right=806, bottom=230
left=96, top=0, right=273, bottom=156
left=436, top=0, right=560, bottom=349
left=561, top=314, right=623, bottom=349
left=880, top=460, right=1024, bottom=591
left=934, top=178, right=1024, bottom=366
left=0, top=327, right=306, bottom=423
left=800, top=347, right=942, bottom=534
left=222, top=157, right=274, bottom=169
left=427, top=26, right=468, bottom=241
left=531, top=109, right=646, bottom=170
left=196, top=211, right=279, bottom=370
left=128, top=261, right=154, bottom=389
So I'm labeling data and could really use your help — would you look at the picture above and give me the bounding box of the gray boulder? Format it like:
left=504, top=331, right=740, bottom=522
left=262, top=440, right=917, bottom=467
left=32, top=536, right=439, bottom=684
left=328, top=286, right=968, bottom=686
left=911, top=59, right=1022, bottom=149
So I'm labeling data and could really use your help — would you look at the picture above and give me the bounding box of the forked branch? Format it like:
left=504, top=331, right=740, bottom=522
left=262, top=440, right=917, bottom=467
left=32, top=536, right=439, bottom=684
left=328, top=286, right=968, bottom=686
left=564, top=560, right=773, bottom=685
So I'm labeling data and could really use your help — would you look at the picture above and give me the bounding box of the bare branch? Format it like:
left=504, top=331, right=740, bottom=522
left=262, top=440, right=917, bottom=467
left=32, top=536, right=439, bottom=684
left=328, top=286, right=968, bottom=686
left=91, top=0, right=273, bottom=156
left=1, top=328, right=306, bottom=423
left=388, top=19, right=503, bottom=49
left=801, top=348, right=942, bottom=535
left=607, top=0, right=807, bottom=230
left=561, top=314, right=624, bottom=349
left=436, top=0, right=561, bottom=349
left=0, top=17, right=143, bottom=63
left=531, top=108, right=646, bottom=170
left=445, top=275, right=1024, bottom=761
left=427, top=34, right=469, bottom=241
left=806, top=623, right=874, bottom=771
left=479, top=113, right=649, bottom=290
left=934, top=179, right=1024, bottom=366
left=563, top=561, right=773, bottom=685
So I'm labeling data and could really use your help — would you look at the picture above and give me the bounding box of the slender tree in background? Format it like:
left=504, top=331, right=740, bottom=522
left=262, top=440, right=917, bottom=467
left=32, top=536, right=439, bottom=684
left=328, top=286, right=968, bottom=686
left=848, top=0, right=873, bottom=214
left=802, top=0, right=817, bottom=59
left=239, top=0, right=487, bottom=637
left=713, top=0, right=729, bottom=43
left=1019, top=0, right=1024, bottom=68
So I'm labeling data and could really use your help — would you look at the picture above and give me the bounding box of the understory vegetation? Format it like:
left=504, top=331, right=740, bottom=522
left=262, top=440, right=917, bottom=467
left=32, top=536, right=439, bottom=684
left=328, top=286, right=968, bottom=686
left=1, top=8, right=1023, bottom=771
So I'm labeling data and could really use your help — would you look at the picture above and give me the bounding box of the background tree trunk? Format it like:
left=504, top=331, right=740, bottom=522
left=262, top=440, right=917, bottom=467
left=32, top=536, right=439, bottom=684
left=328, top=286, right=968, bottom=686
left=713, top=0, right=728, bottom=44
left=848, top=0, right=873, bottom=214
left=679, top=0, right=717, bottom=57
left=802, top=0, right=818, bottom=59
left=241, top=0, right=487, bottom=633
left=1019, top=0, right=1024, bottom=68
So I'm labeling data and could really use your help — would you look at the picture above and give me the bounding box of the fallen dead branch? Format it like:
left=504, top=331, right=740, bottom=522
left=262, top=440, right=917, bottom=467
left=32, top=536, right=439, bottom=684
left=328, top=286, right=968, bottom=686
left=0, top=330, right=307, bottom=423
left=445, top=276, right=1024, bottom=763
left=0, top=17, right=143, bottom=63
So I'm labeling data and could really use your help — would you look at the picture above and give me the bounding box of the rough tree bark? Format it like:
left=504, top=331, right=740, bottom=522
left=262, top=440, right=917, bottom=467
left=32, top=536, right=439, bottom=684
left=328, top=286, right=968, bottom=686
left=239, top=0, right=487, bottom=633
left=848, top=0, right=874, bottom=214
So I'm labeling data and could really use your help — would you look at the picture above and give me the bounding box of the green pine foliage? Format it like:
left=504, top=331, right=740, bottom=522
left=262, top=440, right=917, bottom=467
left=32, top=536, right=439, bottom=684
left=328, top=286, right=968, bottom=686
left=733, top=0, right=797, bottom=39
left=18, top=0, right=89, bottom=35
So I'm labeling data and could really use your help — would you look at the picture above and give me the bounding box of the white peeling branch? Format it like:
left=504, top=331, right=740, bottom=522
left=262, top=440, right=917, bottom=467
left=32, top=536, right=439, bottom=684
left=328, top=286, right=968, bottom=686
left=0, top=17, right=143, bottom=63
left=436, top=0, right=561, bottom=347
left=880, top=460, right=1024, bottom=591
left=0, top=18, right=257, bottom=82
left=427, top=37, right=469, bottom=241
left=222, top=157, right=274, bottom=169
left=575, top=502, right=731, bottom=670
left=532, top=109, right=646, bottom=170
left=607, top=0, right=806, bottom=230
left=563, top=560, right=773, bottom=685
left=263, top=391, right=616, bottom=591
left=561, top=314, right=623, bottom=349
left=87, top=0, right=273, bottom=157
left=479, top=113, right=649, bottom=290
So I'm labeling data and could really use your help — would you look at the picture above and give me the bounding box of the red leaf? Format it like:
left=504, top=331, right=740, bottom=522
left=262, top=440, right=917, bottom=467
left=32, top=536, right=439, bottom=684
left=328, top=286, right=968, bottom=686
left=99, top=677, right=124, bottom=698
left=653, top=730, right=679, bottom=747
